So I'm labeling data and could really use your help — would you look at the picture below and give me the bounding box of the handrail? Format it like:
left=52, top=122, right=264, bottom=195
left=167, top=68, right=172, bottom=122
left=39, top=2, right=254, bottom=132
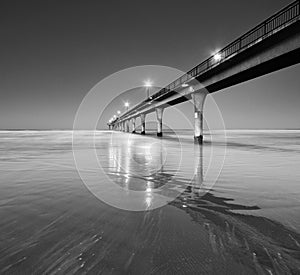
left=152, top=0, right=300, bottom=100
left=114, top=0, right=300, bottom=123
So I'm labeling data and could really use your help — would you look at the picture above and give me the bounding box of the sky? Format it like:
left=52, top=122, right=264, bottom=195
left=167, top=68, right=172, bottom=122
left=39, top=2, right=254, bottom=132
left=0, top=0, right=299, bottom=130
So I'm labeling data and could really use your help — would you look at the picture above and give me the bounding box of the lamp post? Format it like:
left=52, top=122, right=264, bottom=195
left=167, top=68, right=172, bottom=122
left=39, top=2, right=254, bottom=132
left=108, top=118, right=113, bottom=130
left=124, top=102, right=129, bottom=111
left=144, top=80, right=152, bottom=99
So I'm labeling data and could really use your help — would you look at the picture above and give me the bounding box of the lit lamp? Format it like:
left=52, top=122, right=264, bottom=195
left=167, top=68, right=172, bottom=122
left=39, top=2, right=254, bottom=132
left=144, top=80, right=152, bottom=99
left=213, top=52, right=222, bottom=62
left=124, top=102, right=129, bottom=111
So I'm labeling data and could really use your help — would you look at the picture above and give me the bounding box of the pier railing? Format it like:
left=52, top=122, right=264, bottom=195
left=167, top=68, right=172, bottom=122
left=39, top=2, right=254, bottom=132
left=150, top=0, right=300, bottom=101
left=116, top=0, right=300, bottom=122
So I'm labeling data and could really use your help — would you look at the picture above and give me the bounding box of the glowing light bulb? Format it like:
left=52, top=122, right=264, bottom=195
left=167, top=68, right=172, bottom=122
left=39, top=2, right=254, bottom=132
left=144, top=80, right=152, bottom=87
left=213, top=52, right=222, bottom=61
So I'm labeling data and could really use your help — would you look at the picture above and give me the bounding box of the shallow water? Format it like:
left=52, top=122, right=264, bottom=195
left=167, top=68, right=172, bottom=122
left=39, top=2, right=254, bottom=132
left=0, top=130, right=300, bottom=274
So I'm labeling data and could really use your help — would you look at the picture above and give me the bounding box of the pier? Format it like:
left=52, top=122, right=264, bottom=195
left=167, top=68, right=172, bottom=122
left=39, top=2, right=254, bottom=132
left=108, top=1, right=300, bottom=143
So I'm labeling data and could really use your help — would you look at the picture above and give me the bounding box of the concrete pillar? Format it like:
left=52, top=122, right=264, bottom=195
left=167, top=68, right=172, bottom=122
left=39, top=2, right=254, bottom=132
left=155, top=108, right=164, bottom=137
left=108, top=125, right=111, bottom=130
left=131, top=118, right=136, bottom=133
left=191, top=91, right=207, bottom=144
left=140, top=113, right=146, bottom=135
left=122, top=121, right=125, bottom=132
left=125, top=120, right=129, bottom=132
left=192, top=144, right=203, bottom=197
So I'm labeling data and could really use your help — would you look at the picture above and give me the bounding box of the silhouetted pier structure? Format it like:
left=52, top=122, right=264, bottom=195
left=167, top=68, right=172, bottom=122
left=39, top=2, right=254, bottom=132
left=108, top=1, right=300, bottom=143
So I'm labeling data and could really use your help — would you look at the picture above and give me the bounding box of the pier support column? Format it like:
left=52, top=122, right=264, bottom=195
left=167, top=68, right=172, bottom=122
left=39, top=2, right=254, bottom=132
left=125, top=120, right=129, bottom=132
left=191, top=91, right=207, bottom=144
left=155, top=108, right=164, bottom=137
left=192, top=144, right=203, bottom=196
left=140, top=114, right=146, bottom=135
left=131, top=118, right=136, bottom=133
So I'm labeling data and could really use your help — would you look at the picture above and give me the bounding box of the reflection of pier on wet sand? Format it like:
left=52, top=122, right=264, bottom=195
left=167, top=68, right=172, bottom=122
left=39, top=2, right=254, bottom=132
left=170, top=190, right=300, bottom=274
left=1, top=130, right=300, bottom=273
left=105, top=132, right=210, bottom=208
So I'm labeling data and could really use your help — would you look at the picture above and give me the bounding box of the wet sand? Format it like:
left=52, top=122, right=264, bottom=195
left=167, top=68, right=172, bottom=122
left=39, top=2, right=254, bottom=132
left=0, top=130, right=300, bottom=274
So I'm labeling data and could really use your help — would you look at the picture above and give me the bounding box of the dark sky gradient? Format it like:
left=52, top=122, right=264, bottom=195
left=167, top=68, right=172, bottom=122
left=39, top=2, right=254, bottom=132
left=1, top=0, right=299, bottom=129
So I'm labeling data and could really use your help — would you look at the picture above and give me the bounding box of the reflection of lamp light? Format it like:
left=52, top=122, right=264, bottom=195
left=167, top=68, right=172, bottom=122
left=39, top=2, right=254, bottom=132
left=181, top=83, right=189, bottom=87
left=145, top=185, right=153, bottom=208
left=146, top=196, right=152, bottom=208
left=144, top=145, right=152, bottom=162
left=146, top=180, right=152, bottom=193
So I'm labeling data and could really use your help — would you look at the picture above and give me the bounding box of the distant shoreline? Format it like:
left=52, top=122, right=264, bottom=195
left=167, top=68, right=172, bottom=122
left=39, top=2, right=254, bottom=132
left=0, top=128, right=300, bottom=132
